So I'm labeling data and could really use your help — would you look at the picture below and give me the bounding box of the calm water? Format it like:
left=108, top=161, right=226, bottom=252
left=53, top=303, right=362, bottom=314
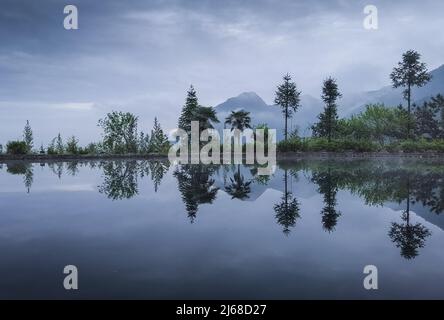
left=1, top=159, right=444, bottom=299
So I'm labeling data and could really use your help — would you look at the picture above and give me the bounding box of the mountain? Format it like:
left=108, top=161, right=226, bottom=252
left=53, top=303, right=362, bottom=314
left=346, top=64, right=444, bottom=115
left=214, top=92, right=323, bottom=139
left=212, top=65, right=444, bottom=139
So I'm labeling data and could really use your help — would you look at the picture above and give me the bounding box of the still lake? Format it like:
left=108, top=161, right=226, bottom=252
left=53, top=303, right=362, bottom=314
left=1, top=158, right=444, bottom=299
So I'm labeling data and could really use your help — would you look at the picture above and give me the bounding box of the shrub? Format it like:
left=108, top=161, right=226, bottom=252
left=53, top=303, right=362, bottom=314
left=277, top=138, right=379, bottom=152
left=66, top=136, right=79, bottom=154
left=6, top=141, right=28, bottom=155
left=397, top=139, right=444, bottom=153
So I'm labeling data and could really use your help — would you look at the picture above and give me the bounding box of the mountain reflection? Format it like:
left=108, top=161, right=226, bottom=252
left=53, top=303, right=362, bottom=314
left=388, top=173, right=431, bottom=259
left=2, top=158, right=444, bottom=259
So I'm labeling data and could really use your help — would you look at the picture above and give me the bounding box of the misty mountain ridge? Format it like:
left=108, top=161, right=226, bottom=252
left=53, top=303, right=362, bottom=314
left=346, top=64, right=444, bottom=115
left=214, top=64, right=444, bottom=137
left=214, top=92, right=323, bottom=139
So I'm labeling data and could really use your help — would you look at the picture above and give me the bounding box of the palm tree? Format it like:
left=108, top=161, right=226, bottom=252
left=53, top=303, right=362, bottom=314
left=225, top=169, right=252, bottom=200
left=192, top=106, right=219, bottom=132
left=224, top=110, right=252, bottom=151
left=224, top=110, right=252, bottom=131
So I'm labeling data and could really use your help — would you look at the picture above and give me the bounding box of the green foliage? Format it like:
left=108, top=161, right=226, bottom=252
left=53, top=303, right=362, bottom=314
left=254, top=123, right=272, bottom=150
left=224, top=110, right=252, bottom=131
left=6, top=141, right=28, bottom=155
left=84, top=143, right=101, bottom=154
left=390, top=50, right=431, bottom=103
left=431, top=94, right=444, bottom=138
left=274, top=73, right=301, bottom=141
left=414, top=102, right=439, bottom=138
left=178, top=85, right=199, bottom=133
left=390, top=50, right=431, bottom=138
left=149, top=117, right=170, bottom=153
left=66, top=136, right=79, bottom=154
left=23, top=120, right=33, bottom=153
left=413, top=94, right=444, bottom=139
left=56, top=133, right=64, bottom=154
left=312, top=77, right=342, bottom=142
left=278, top=136, right=444, bottom=153
left=98, top=111, right=138, bottom=154
left=397, top=139, right=444, bottom=152
left=277, top=137, right=379, bottom=152
left=138, top=131, right=151, bottom=154
left=337, top=104, right=413, bottom=145
left=191, top=106, right=219, bottom=133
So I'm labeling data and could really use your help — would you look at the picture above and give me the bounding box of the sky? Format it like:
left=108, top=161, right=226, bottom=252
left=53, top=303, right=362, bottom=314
left=1, top=0, right=444, bottom=145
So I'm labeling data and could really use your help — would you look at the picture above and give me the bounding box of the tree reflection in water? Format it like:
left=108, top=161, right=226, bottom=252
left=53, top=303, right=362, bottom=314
left=2, top=158, right=444, bottom=259
left=273, top=168, right=300, bottom=235
left=311, top=165, right=342, bottom=233
left=98, top=161, right=139, bottom=200
left=388, top=174, right=431, bottom=259
left=174, top=164, right=219, bottom=223
left=6, top=162, right=34, bottom=193
left=225, top=164, right=251, bottom=200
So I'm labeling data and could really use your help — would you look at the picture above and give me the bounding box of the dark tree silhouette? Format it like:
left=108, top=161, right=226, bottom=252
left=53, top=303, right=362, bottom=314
left=312, top=77, right=342, bottom=142
left=224, top=110, right=252, bottom=131
left=225, top=165, right=252, bottom=200
left=389, top=176, right=431, bottom=259
left=390, top=50, right=431, bottom=138
left=149, top=161, right=170, bottom=192
left=274, top=74, right=301, bottom=141
left=178, top=85, right=199, bottom=133
left=98, top=161, right=139, bottom=200
left=7, top=162, right=34, bottom=193
left=311, top=166, right=342, bottom=232
left=174, top=164, right=219, bottom=223
left=48, top=162, right=64, bottom=179
left=273, top=169, right=300, bottom=235
left=66, top=161, right=80, bottom=176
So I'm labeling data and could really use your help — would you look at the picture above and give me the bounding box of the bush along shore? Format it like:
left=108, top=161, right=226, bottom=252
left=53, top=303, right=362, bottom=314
left=1, top=50, right=444, bottom=161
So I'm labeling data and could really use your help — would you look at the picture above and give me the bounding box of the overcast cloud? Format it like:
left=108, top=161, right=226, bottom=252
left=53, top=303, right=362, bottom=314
left=1, top=0, right=443, bottom=144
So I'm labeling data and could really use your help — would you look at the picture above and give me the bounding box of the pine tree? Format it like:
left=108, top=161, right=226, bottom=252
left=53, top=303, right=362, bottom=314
left=56, top=133, right=64, bottom=154
left=390, top=50, right=431, bottom=138
left=312, top=77, right=342, bottom=142
left=23, top=120, right=33, bottom=153
left=274, top=74, right=301, bottom=141
left=149, top=117, right=169, bottom=153
left=138, top=131, right=151, bottom=154
left=178, top=85, right=199, bottom=133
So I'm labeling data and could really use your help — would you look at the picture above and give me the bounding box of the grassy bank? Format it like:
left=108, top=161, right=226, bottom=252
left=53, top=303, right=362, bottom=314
left=277, top=137, right=444, bottom=153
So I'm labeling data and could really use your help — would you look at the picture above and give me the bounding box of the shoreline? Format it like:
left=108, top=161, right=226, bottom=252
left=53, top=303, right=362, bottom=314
left=1, top=151, right=443, bottom=163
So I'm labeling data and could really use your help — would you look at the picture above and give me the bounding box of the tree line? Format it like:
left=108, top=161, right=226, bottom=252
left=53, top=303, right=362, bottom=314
left=1, top=113, right=170, bottom=156
left=1, top=49, right=443, bottom=156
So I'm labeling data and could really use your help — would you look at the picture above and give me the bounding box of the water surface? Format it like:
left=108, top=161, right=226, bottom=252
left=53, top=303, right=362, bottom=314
left=1, top=159, right=444, bottom=299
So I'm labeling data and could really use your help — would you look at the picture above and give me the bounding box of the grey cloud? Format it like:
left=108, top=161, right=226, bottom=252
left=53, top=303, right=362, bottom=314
left=1, top=0, right=443, bottom=145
